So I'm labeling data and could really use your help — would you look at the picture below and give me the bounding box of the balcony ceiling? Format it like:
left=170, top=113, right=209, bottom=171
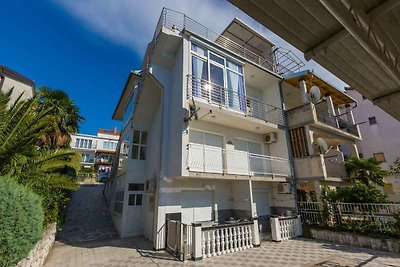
left=220, top=18, right=275, bottom=56
left=228, top=0, right=400, bottom=121
left=285, top=70, right=356, bottom=106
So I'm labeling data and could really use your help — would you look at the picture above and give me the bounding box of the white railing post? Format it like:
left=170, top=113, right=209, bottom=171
left=192, top=223, right=203, bottom=261
left=221, top=228, right=226, bottom=254
left=295, top=215, right=303, bottom=237
left=251, top=217, right=261, bottom=247
left=271, top=217, right=282, bottom=241
left=206, top=231, right=211, bottom=258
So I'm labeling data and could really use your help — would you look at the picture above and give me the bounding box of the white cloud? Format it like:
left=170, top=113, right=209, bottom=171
left=53, top=0, right=347, bottom=90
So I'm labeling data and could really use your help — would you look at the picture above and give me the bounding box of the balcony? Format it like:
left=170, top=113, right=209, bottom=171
left=72, top=142, right=97, bottom=150
left=287, top=104, right=359, bottom=139
left=143, top=8, right=304, bottom=76
left=187, top=143, right=291, bottom=180
left=187, top=75, right=284, bottom=127
left=293, top=154, right=348, bottom=181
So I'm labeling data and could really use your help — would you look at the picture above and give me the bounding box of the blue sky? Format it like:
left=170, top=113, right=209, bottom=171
left=1, top=0, right=347, bottom=135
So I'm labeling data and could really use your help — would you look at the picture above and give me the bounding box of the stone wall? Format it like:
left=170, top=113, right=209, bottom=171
left=16, top=223, right=57, bottom=267
left=310, top=228, right=400, bottom=254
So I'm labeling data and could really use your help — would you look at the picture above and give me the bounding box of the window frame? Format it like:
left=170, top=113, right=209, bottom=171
left=131, top=130, right=148, bottom=160
left=373, top=152, right=386, bottom=163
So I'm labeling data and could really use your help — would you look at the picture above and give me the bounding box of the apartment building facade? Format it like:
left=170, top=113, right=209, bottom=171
left=70, top=128, right=120, bottom=173
left=346, top=88, right=400, bottom=202
left=103, top=8, right=322, bottom=256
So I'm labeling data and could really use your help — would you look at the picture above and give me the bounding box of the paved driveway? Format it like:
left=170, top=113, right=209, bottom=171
left=45, top=183, right=400, bottom=267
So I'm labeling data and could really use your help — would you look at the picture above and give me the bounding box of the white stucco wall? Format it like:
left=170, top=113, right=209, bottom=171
left=1, top=76, right=33, bottom=105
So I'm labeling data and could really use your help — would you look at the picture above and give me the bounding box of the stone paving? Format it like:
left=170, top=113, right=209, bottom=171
left=56, top=184, right=118, bottom=245
left=44, top=183, right=400, bottom=267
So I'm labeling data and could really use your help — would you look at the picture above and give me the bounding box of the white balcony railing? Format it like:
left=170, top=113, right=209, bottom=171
left=187, top=75, right=285, bottom=126
left=187, top=143, right=291, bottom=177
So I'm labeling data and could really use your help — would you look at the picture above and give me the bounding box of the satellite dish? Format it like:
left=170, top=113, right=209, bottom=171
left=315, top=138, right=329, bottom=154
left=309, top=85, right=321, bottom=104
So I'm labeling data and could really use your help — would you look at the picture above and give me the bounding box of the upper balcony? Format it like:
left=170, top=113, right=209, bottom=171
left=287, top=104, right=360, bottom=140
left=143, top=8, right=305, bottom=77
left=187, top=75, right=285, bottom=132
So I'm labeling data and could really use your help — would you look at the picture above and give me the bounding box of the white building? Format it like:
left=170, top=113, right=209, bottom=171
left=346, top=88, right=400, bottom=202
left=105, top=8, right=308, bottom=256
left=0, top=65, right=34, bottom=105
left=71, top=128, right=120, bottom=173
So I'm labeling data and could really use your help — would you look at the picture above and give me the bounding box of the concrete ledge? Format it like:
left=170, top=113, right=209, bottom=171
left=16, top=223, right=57, bottom=267
left=309, top=228, right=400, bottom=254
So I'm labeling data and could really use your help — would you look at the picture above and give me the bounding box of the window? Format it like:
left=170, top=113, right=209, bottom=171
left=369, top=116, right=377, bottom=125
left=113, top=191, right=124, bottom=214
left=103, top=141, right=117, bottom=150
left=75, top=138, right=93, bottom=148
left=373, top=152, right=386, bottom=162
left=128, top=194, right=143, bottom=206
left=131, top=130, right=147, bottom=160
left=81, top=153, right=91, bottom=163
left=128, top=183, right=145, bottom=191
left=123, top=81, right=139, bottom=129
left=190, top=43, right=245, bottom=112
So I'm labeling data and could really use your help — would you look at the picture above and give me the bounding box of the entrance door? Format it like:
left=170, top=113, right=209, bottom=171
left=189, top=130, right=223, bottom=173
left=181, top=190, right=213, bottom=224
left=125, top=183, right=144, bottom=236
left=252, top=189, right=270, bottom=217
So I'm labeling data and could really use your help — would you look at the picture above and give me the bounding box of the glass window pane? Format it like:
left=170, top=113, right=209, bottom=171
left=136, top=194, right=143, bottom=206
left=128, top=183, right=144, bottom=191
left=128, top=194, right=136, bottom=206
left=210, top=53, right=224, bottom=65
left=139, top=146, right=146, bottom=160
left=133, top=130, right=140, bottom=144
left=131, top=145, right=139, bottom=159
left=191, top=43, right=206, bottom=57
left=141, top=132, right=148, bottom=145
left=113, top=202, right=123, bottom=213
left=227, top=61, right=242, bottom=74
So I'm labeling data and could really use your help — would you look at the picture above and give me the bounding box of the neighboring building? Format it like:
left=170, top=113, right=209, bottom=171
left=0, top=65, right=34, bottom=104
left=105, top=8, right=304, bottom=250
left=70, top=127, right=120, bottom=173
left=346, top=88, right=400, bottom=202
left=282, top=71, right=361, bottom=201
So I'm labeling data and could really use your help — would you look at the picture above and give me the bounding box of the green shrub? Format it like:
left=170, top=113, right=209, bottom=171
left=324, top=182, right=387, bottom=203
left=0, top=178, right=44, bottom=267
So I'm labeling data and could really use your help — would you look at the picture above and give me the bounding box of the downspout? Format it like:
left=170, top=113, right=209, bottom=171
left=278, top=79, right=298, bottom=213
left=153, top=71, right=165, bottom=250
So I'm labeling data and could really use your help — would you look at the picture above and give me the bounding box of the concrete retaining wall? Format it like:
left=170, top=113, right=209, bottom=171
left=310, top=228, right=400, bottom=254
left=16, top=223, right=57, bottom=267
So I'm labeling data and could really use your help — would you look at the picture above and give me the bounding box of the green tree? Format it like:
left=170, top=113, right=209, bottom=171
left=36, top=86, right=84, bottom=149
left=389, top=157, right=400, bottom=177
left=324, top=182, right=387, bottom=203
left=345, top=157, right=387, bottom=186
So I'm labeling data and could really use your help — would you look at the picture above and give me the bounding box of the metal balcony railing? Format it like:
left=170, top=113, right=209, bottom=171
left=143, top=8, right=305, bottom=76
left=287, top=104, right=359, bottom=137
left=187, top=143, right=291, bottom=177
left=315, top=107, right=358, bottom=136
left=187, top=75, right=285, bottom=126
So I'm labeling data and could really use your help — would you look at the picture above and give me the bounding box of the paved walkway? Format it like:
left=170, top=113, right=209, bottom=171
left=45, top=183, right=400, bottom=267
left=56, top=184, right=118, bottom=245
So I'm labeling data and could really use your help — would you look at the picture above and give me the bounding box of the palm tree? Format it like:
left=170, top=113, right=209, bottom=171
left=345, top=157, right=387, bottom=186
left=36, top=86, right=84, bottom=149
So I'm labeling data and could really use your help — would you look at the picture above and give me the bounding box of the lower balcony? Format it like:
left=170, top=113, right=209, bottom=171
left=293, top=154, right=348, bottom=182
left=186, top=143, right=291, bottom=181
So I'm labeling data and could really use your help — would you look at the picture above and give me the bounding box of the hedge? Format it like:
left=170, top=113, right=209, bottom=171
left=0, top=178, right=44, bottom=267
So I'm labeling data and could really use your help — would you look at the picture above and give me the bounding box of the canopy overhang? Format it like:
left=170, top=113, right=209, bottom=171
left=228, top=0, right=400, bottom=120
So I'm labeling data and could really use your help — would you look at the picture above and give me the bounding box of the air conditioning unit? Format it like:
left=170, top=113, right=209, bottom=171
left=146, top=179, right=157, bottom=192
left=264, top=132, right=277, bottom=144
left=277, top=183, right=291, bottom=194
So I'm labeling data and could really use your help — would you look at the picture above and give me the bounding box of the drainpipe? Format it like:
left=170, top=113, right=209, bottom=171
left=278, top=80, right=298, bottom=213
left=153, top=76, right=166, bottom=250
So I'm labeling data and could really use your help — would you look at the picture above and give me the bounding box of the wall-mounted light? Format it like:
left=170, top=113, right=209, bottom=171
left=227, top=140, right=233, bottom=145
